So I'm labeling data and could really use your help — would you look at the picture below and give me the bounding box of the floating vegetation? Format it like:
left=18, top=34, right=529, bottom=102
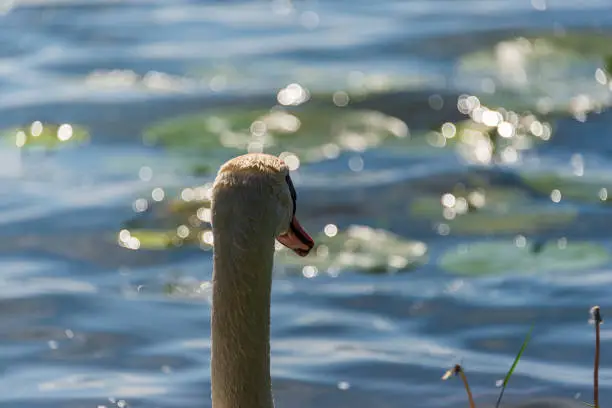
left=118, top=229, right=174, bottom=250
left=439, top=239, right=608, bottom=276
left=143, top=89, right=563, bottom=178
left=86, top=69, right=193, bottom=93
left=457, top=32, right=612, bottom=115
left=524, top=32, right=612, bottom=57
left=119, top=185, right=214, bottom=251
left=276, top=224, right=428, bottom=275
left=521, top=171, right=612, bottom=205
left=117, top=226, right=213, bottom=251
left=411, top=185, right=577, bottom=235
left=459, top=32, right=612, bottom=72
left=121, top=193, right=427, bottom=275
left=1, top=121, right=89, bottom=150
left=143, top=104, right=409, bottom=174
left=428, top=96, right=553, bottom=165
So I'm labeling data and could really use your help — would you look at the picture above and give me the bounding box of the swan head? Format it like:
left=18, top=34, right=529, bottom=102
left=212, top=153, right=315, bottom=257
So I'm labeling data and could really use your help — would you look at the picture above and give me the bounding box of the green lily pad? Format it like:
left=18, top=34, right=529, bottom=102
left=276, top=225, right=428, bottom=275
left=605, top=55, right=612, bottom=76
left=166, top=194, right=211, bottom=215
left=459, top=32, right=612, bottom=69
left=521, top=172, right=612, bottom=204
left=440, top=239, right=609, bottom=276
left=2, top=122, right=89, bottom=149
left=421, top=93, right=554, bottom=165
left=410, top=186, right=577, bottom=235
left=529, top=32, right=612, bottom=57
left=119, top=184, right=216, bottom=251
left=125, top=229, right=174, bottom=250
left=434, top=109, right=553, bottom=164
left=457, top=32, right=612, bottom=114
left=143, top=105, right=409, bottom=172
left=192, top=163, right=214, bottom=176
left=117, top=227, right=212, bottom=251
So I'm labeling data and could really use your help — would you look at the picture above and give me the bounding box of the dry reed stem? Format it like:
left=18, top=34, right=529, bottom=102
left=459, top=369, right=476, bottom=408
left=592, top=306, right=603, bottom=408
left=442, top=364, right=476, bottom=408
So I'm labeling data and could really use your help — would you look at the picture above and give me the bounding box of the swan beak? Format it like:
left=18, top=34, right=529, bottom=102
left=277, top=216, right=314, bottom=257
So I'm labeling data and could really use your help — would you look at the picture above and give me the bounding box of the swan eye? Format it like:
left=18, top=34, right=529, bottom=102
left=285, top=174, right=297, bottom=216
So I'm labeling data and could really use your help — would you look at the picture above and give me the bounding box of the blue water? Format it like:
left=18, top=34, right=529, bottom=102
left=0, top=1, right=612, bottom=407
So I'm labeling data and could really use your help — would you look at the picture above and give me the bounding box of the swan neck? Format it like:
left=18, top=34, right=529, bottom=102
left=211, top=229, right=275, bottom=408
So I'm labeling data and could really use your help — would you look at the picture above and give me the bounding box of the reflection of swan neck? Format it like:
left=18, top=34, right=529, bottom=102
left=211, top=212, right=276, bottom=408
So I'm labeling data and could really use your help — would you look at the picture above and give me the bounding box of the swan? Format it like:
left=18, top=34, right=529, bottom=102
left=208, top=153, right=587, bottom=408
left=210, top=153, right=314, bottom=408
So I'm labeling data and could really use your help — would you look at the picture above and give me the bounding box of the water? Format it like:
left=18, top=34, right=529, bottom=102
left=0, top=0, right=612, bottom=407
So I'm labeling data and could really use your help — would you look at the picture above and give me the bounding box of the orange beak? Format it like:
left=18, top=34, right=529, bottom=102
left=277, top=215, right=314, bottom=257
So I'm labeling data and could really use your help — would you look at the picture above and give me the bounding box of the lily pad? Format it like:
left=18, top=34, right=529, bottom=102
left=275, top=225, right=428, bottom=275
left=529, top=32, right=612, bottom=57
left=125, top=229, right=174, bottom=250
left=457, top=33, right=612, bottom=114
left=117, top=227, right=212, bottom=251
left=605, top=55, right=612, bottom=76
left=143, top=105, right=409, bottom=172
left=521, top=172, right=612, bottom=204
left=2, top=122, right=89, bottom=149
left=119, top=183, right=216, bottom=252
left=433, top=105, right=553, bottom=165
left=440, top=239, right=609, bottom=276
left=410, top=186, right=577, bottom=235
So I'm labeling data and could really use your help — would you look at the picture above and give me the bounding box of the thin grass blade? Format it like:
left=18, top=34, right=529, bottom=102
left=495, top=325, right=534, bottom=408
